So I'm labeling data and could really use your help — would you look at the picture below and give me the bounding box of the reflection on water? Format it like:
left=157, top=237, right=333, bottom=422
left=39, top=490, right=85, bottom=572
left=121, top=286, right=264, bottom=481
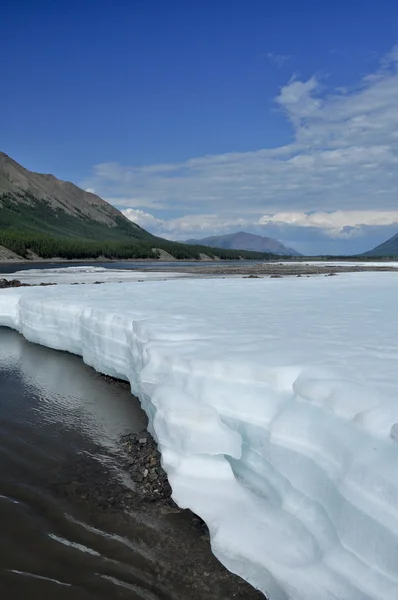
left=0, top=327, right=150, bottom=599
left=0, top=328, right=260, bottom=600
left=0, top=327, right=146, bottom=448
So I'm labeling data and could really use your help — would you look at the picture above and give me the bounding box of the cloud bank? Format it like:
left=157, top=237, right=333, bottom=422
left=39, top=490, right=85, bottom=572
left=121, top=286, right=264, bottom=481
left=82, top=45, right=398, bottom=254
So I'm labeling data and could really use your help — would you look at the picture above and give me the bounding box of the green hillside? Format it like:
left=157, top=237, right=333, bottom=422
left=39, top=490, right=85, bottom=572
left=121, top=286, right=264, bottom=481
left=0, top=191, right=275, bottom=261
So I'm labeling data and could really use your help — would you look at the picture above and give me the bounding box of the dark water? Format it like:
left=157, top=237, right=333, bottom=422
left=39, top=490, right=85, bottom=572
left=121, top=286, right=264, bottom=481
left=0, top=260, right=260, bottom=275
left=0, top=328, right=262, bottom=600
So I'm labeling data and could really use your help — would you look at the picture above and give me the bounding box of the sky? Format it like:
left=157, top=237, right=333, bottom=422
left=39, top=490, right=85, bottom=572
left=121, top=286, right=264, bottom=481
left=2, top=0, right=398, bottom=255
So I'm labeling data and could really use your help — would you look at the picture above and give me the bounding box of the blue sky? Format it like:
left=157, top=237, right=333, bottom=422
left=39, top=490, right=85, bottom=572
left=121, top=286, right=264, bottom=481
left=2, top=0, right=398, bottom=254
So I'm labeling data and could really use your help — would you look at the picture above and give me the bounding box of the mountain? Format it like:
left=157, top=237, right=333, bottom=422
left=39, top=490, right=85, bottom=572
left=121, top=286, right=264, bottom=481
left=0, top=151, right=151, bottom=242
left=185, top=231, right=301, bottom=256
left=0, top=153, right=276, bottom=261
left=363, top=232, right=398, bottom=257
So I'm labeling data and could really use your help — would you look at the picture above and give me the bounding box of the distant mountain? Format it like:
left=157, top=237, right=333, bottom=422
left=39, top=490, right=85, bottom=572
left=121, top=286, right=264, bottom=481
left=363, top=232, right=398, bottom=257
left=185, top=231, right=301, bottom=256
left=0, top=153, right=276, bottom=261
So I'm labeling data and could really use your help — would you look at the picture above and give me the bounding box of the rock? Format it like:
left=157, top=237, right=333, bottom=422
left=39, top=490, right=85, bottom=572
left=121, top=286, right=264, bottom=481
left=120, top=430, right=174, bottom=504
left=0, top=278, right=57, bottom=288
left=0, top=278, right=28, bottom=288
left=270, top=274, right=283, bottom=278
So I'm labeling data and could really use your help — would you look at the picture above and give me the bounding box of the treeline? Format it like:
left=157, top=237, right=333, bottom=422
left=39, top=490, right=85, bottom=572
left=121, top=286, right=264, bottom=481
left=0, top=229, right=276, bottom=261
left=0, top=230, right=156, bottom=259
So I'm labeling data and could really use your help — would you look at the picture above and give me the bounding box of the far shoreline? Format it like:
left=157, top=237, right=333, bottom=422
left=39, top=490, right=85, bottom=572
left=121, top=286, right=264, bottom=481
left=1, top=259, right=398, bottom=280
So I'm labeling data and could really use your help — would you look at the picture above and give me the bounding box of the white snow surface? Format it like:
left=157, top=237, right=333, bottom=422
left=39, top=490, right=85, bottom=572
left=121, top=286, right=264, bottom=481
left=1, top=273, right=398, bottom=600
left=0, top=266, right=189, bottom=285
left=276, top=261, right=398, bottom=268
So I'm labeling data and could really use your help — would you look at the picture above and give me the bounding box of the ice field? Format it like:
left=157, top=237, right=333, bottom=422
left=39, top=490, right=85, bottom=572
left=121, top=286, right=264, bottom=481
left=1, top=272, right=398, bottom=599
left=0, top=265, right=189, bottom=285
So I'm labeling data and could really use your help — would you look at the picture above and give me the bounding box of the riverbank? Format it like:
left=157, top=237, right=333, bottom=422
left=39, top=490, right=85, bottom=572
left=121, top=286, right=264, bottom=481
left=0, top=327, right=264, bottom=600
left=51, top=448, right=265, bottom=600
left=165, top=262, right=398, bottom=276
left=51, top=400, right=265, bottom=600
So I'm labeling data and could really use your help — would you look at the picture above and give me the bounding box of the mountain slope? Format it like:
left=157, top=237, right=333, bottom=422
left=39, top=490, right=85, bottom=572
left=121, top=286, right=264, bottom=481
left=185, top=231, right=300, bottom=256
left=363, top=232, right=398, bottom=257
left=0, top=151, right=147, bottom=234
left=0, top=153, right=277, bottom=261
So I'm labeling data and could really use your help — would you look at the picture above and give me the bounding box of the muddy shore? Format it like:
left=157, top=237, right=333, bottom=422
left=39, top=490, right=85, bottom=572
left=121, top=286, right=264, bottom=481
left=160, top=262, right=398, bottom=276
left=47, top=372, right=264, bottom=598
left=51, top=384, right=266, bottom=599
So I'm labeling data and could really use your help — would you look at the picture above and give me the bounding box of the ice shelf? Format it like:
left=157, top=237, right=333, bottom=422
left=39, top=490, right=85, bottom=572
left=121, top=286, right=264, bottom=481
left=1, top=273, right=398, bottom=600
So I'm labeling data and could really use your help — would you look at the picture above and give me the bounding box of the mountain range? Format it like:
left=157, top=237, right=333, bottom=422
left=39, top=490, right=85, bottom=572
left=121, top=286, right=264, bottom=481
left=0, top=153, right=276, bottom=262
left=1, top=152, right=397, bottom=260
left=185, top=232, right=301, bottom=256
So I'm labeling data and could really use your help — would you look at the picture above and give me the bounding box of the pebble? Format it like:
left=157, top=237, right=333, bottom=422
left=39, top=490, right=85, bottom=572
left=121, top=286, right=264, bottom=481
left=120, top=430, right=174, bottom=504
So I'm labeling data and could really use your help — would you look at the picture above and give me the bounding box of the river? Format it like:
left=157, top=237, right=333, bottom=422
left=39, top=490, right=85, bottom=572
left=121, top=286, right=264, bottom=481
left=0, top=260, right=257, bottom=275
left=0, top=327, right=262, bottom=599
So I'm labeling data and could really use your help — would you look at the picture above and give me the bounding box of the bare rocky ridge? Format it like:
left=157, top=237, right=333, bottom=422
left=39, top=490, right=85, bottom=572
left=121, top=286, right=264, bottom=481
left=152, top=247, right=177, bottom=261
left=0, top=245, right=23, bottom=261
left=0, top=151, right=137, bottom=228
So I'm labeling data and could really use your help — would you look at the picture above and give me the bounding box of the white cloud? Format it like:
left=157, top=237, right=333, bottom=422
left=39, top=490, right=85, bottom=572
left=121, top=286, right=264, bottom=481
left=83, top=44, right=398, bottom=253
left=122, top=209, right=251, bottom=240
left=122, top=208, right=163, bottom=229
left=267, top=52, right=290, bottom=68
left=259, top=210, right=398, bottom=237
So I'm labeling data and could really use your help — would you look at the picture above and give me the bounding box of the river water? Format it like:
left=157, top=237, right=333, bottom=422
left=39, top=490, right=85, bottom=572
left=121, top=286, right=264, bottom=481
left=0, top=260, right=257, bottom=275
left=0, top=328, right=262, bottom=600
